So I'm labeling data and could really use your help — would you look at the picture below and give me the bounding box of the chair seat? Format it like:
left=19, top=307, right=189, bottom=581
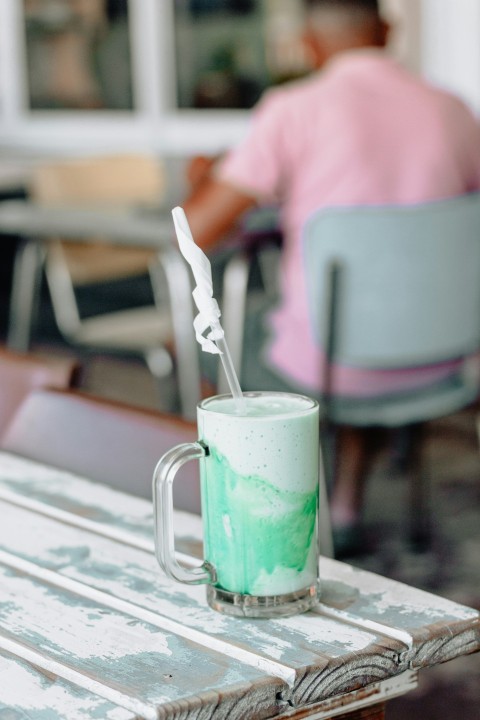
left=325, top=374, right=480, bottom=427
left=72, top=306, right=173, bottom=351
left=60, top=242, right=155, bottom=284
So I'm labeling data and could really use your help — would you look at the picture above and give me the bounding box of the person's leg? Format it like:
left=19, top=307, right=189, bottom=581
left=328, top=425, right=385, bottom=557
left=329, top=427, right=370, bottom=522
left=329, top=427, right=372, bottom=528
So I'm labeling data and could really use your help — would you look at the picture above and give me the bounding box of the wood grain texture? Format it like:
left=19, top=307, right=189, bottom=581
left=317, top=558, right=480, bottom=668
left=274, top=672, right=416, bottom=719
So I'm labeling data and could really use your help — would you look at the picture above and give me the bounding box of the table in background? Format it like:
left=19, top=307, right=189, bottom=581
left=0, top=450, right=478, bottom=719
left=0, top=200, right=200, bottom=418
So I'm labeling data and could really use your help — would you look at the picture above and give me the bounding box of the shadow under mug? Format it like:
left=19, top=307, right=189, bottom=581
left=152, top=391, right=320, bottom=618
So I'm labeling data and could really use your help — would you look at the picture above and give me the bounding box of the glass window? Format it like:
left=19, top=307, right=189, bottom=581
left=173, top=0, right=312, bottom=110
left=23, top=0, right=133, bottom=111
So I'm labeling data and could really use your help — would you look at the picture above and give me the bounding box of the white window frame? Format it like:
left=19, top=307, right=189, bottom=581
left=1, top=0, right=477, bottom=158
left=0, top=0, right=250, bottom=156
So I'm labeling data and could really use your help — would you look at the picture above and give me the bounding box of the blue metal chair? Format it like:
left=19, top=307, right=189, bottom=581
left=303, top=193, right=480, bottom=548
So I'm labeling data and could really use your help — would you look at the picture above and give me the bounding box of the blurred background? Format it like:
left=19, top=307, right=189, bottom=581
left=0, top=1, right=479, bottom=717
left=0, top=0, right=478, bottom=158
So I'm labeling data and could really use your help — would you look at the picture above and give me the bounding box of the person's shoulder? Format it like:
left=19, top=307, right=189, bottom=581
left=391, top=60, right=479, bottom=127
left=426, top=82, right=479, bottom=124
left=254, top=73, right=323, bottom=116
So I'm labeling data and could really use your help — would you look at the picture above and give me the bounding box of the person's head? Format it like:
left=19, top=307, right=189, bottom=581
left=303, top=0, right=390, bottom=68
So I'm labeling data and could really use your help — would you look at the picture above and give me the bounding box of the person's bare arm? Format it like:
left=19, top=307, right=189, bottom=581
left=181, top=177, right=257, bottom=252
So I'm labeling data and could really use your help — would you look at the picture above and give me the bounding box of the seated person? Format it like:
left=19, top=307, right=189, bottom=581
left=181, top=0, right=480, bottom=555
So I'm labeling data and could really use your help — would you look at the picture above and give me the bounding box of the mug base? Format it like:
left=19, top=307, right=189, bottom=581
left=206, top=582, right=319, bottom=618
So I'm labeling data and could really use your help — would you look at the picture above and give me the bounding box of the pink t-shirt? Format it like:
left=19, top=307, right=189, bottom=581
left=218, top=50, right=480, bottom=396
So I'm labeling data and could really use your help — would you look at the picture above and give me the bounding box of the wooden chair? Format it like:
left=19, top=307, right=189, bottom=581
left=303, top=193, right=480, bottom=549
left=0, top=348, right=80, bottom=441
left=1, top=387, right=200, bottom=513
left=28, top=154, right=176, bottom=388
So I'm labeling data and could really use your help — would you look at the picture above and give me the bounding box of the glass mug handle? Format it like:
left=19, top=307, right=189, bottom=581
left=152, top=441, right=215, bottom=585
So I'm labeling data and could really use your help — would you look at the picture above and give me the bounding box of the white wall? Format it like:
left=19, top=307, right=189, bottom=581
left=421, top=0, right=480, bottom=114
left=0, top=0, right=247, bottom=157
left=381, top=0, right=422, bottom=73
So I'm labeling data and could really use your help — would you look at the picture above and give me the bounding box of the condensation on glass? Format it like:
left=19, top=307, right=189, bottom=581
left=173, top=0, right=313, bottom=110
left=23, top=0, right=133, bottom=111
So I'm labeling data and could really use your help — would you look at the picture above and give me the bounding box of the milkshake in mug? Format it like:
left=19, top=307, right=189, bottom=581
left=153, top=391, right=320, bottom=618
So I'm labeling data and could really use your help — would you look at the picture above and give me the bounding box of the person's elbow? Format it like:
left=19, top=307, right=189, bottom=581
left=182, top=179, right=257, bottom=251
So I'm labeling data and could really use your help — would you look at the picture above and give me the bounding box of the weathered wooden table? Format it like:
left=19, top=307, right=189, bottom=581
left=0, top=450, right=478, bottom=719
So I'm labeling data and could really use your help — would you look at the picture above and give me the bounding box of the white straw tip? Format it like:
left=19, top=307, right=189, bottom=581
left=172, top=206, right=191, bottom=237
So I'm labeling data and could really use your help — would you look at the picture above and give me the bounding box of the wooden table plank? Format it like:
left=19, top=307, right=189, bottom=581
left=0, top=500, right=405, bottom=708
left=0, top=649, right=135, bottom=719
left=0, top=451, right=479, bottom=714
left=317, top=558, right=480, bottom=668
left=1, top=453, right=477, bottom=642
left=0, top=451, right=201, bottom=559
left=0, top=563, right=285, bottom=720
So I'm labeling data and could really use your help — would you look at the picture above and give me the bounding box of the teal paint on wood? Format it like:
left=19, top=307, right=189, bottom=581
left=0, top=451, right=478, bottom=718
left=0, top=649, right=134, bottom=719
left=0, top=564, right=283, bottom=709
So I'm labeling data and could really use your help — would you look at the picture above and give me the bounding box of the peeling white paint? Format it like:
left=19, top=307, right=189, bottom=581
left=0, top=567, right=173, bottom=661
left=277, top=612, right=376, bottom=652
left=0, top=638, right=157, bottom=720
left=0, top=450, right=478, bottom=720
left=320, top=557, right=478, bottom=623
left=0, top=502, right=385, bottom=671
left=0, top=652, right=133, bottom=719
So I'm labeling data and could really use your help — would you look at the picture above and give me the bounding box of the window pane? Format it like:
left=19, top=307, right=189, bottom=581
left=173, top=0, right=311, bottom=110
left=23, top=0, right=133, bottom=111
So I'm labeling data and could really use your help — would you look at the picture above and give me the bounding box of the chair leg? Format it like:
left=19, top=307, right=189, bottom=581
left=7, top=238, right=45, bottom=351
left=218, top=251, right=250, bottom=394
left=401, top=423, right=433, bottom=551
left=318, top=446, right=334, bottom=558
left=319, top=422, right=337, bottom=495
left=150, top=249, right=201, bottom=421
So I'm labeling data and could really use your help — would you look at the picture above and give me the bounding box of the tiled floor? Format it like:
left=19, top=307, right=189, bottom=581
left=4, top=337, right=480, bottom=718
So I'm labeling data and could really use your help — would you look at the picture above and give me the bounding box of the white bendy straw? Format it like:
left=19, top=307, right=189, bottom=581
left=172, top=206, right=246, bottom=413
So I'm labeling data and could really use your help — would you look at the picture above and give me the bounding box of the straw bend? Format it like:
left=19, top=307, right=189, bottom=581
left=171, top=206, right=246, bottom=412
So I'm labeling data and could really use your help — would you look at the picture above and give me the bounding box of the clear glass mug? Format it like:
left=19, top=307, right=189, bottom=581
left=153, top=391, right=320, bottom=618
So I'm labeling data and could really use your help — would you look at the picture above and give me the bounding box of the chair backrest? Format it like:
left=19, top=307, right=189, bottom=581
left=1, top=388, right=200, bottom=513
left=29, top=154, right=165, bottom=285
left=0, top=349, right=80, bottom=441
left=30, top=154, right=165, bottom=207
left=303, top=193, right=480, bottom=369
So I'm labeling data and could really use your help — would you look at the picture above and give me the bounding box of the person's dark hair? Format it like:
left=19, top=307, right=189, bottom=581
left=303, top=0, right=387, bottom=49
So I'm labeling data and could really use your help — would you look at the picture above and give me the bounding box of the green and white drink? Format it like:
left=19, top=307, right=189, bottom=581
left=157, top=210, right=320, bottom=615
left=199, top=392, right=319, bottom=605
left=153, top=391, right=321, bottom=618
